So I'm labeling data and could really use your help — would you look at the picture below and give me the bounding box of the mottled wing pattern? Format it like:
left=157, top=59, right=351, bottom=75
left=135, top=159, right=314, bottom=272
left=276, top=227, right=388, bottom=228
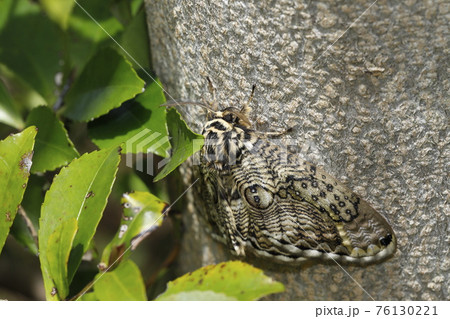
left=228, top=138, right=396, bottom=265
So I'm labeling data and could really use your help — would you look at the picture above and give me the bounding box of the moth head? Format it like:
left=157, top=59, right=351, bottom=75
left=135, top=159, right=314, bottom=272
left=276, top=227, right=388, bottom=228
left=218, top=107, right=252, bottom=129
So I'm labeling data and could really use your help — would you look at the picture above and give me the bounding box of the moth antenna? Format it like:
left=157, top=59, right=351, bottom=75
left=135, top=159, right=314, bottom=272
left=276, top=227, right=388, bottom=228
left=161, top=101, right=215, bottom=114
left=206, top=77, right=220, bottom=111
left=241, top=84, right=256, bottom=117
left=206, top=77, right=216, bottom=101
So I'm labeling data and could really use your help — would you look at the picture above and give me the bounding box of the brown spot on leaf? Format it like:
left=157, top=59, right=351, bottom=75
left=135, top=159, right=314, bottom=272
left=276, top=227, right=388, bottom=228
left=98, top=263, right=107, bottom=271
left=19, top=152, right=33, bottom=176
left=5, top=211, right=11, bottom=222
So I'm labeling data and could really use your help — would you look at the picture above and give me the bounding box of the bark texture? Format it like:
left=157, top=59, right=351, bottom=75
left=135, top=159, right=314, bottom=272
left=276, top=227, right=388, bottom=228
left=145, top=0, right=449, bottom=300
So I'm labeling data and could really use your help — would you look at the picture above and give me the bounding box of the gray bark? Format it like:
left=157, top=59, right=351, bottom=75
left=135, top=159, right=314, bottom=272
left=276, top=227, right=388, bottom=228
left=145, top=0, right=449, bottom=300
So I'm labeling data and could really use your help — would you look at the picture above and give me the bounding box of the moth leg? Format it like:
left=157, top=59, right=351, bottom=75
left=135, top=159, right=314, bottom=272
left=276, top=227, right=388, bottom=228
left=240, top=84, right=256, bottom=118
left=217, top=190, right=246, bottom=257
left=254, top=127, right=293, bottom=138
left=223, top=204, right=246, bottom=256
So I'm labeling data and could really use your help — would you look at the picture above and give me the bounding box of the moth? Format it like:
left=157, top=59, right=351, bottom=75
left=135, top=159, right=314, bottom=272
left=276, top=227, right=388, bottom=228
left=193, top=80, right=396, bottom=265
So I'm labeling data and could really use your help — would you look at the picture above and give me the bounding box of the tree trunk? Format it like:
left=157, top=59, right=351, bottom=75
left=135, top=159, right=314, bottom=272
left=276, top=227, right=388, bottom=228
left=145, top=0, right=448, bottom=300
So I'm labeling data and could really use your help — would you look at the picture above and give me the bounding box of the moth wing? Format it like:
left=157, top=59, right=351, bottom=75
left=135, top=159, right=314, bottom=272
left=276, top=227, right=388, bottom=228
left=235, top=139, right=396, bottom=264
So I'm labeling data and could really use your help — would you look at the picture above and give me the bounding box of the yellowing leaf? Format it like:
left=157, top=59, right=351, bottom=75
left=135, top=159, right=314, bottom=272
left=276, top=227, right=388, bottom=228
left=39, top=147, right=120, bottom=300
left=93, top=260, right=147, bottom=301
left=156, top=261, right=284, bottom=301
left=100, top=191, right=167, bottom=269
left=0, top=127, right=37, bottom=254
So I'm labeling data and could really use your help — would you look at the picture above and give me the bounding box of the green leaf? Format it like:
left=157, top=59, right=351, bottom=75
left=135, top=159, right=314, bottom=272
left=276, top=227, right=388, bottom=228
left=67, top=1, right=123, bottom=72
left=127, top=172, right=150, bottom=193
left=10, top=208, right=38, bottom=255
left=100, top=191, right=167, bottom=269
left=110, top=0, right=132, bottom=26
left=46, top=218, right=78, bottom=299
left=119, top=7, right=151, bottom=76
left=20, top=174, right=46, bottom=231
left=88, top=80, right=170, bottom=157
left=0, top=79, right=24, bottom=129
left=94, top=260, right=147, bottom=301
left=156, top=261, right=285, bottom=301
left=26, top=106, right=79, bottom=173
left=0, top=126, right=37, bottom=254
left=63, top=47, right=145, bottom=122
left=40, top=0, right=75, bottom=30
left=68, top=1, right=123, bottom=43
left=39, top=147, right=120, bottom=300
left=0, top=0, right=63, bottom=104
left=77, top=292, right=97, bottom=301
left=158, top=291, right=236, bottom=301
left=153, top=108, right=204, bottom=182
